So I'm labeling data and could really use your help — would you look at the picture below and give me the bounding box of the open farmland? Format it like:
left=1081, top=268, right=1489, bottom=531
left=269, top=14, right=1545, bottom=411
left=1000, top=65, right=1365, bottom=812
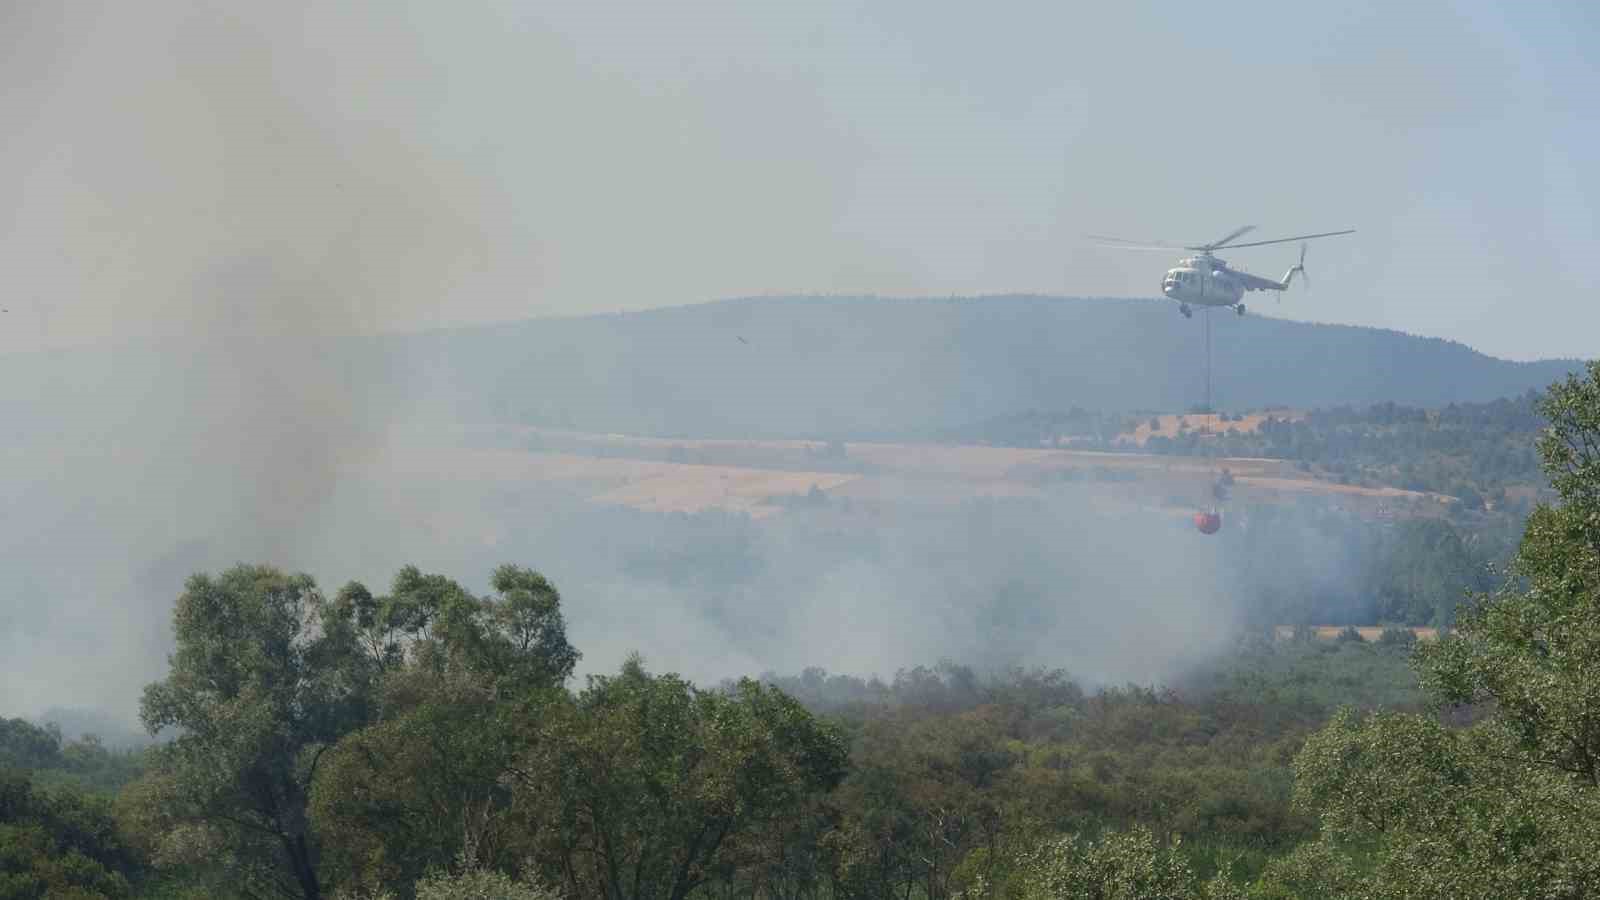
left=381, top=426, right=1455, bottom=521
left=1272, top=625, right=1443, bottom=642
left=1114, top=410, right=1305, bottom=447
left=367, top=445, right=858, bottom=519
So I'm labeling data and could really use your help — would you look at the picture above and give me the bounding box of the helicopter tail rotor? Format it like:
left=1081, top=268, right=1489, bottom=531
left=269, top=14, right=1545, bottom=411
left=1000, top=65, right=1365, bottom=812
left=1280, top=243, right=1308, bottom=300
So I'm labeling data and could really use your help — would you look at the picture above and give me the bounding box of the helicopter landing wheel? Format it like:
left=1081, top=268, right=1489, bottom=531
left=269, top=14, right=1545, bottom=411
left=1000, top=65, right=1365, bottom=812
left=1180, top=303, right=1192, bottom=319
left=1235, top=303, right=1246, bottom=316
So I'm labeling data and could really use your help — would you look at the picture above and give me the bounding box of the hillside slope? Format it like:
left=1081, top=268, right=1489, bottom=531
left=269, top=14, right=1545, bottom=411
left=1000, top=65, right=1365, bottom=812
left=0, top=295, right=1578, bottom=443
left=417, top=295, right=1581, bottom=438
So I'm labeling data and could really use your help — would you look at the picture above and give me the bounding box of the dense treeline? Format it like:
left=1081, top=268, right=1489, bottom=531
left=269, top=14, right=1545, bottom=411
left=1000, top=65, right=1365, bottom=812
left=0, top=718, right=145, bottom=796
left=5, top=637, right=1420, bottom=899
left=597, top=496, right=1506, bottom=628
left=1, top=769, right=144, bottom=898
left=1149, top=393, right=1548, bottom=507
left=751, top=639, right=1424, bottom=891
left=7, top=362, right=1600, bottom=898
left=951, top=392, right=1551, bottom=508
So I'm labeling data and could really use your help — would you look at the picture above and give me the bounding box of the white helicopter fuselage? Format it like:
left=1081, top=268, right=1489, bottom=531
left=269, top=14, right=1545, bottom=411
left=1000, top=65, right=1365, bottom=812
left=1161, top=252, right=1301, bottom=316
left=1161, top=255, right=1245, bottom=309
left=1091, top=224, right=1348, bottom=318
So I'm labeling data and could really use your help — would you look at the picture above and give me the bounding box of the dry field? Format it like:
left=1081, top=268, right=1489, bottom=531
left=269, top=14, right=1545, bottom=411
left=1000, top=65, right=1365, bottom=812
left=377, top=427, right=1447, bottom=520
left=592, top=469, right=857, bottom=519
left=1272, top=625, right=1443, bottom=642
left=1115, top=410, right=1304, bottom=447
left=369, top=445, right=858, bottom=519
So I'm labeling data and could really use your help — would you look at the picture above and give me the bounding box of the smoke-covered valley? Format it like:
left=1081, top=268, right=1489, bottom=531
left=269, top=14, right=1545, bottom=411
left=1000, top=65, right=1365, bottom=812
left=0, top=1, right=1575, bottom=742
left=0, top=322, right=1511, bottom=738
left=9, top=7, right=1600, bottom=899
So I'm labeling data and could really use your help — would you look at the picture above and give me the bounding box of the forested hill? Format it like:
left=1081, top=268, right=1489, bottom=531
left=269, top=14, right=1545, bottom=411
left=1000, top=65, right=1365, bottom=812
left=413, top=295, right=1580, bottom=438
left=0, top=295, right=1579, bottom=442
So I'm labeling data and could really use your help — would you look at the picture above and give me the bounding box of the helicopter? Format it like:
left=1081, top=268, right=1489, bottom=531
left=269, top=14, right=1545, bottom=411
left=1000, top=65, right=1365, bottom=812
left=1090, top=226, right=1354, bottom=318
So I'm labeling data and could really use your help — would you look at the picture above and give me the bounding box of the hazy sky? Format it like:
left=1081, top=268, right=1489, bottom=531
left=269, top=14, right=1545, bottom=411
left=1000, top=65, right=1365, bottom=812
left=3, top=0, right=1596, bottom=360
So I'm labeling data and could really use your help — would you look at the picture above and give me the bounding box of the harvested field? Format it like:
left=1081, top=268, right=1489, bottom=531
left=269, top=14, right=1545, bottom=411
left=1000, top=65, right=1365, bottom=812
left=369, top=446, right=859, bottom=519
left=374, top=428, right=1449, bottom=520
left=592, top=469, right=857, bottom=519
left=1234, top=475, right=1449, bottom=501
left=1116, top=410, right=1304, bottom=447
left=1273, top=625, right=1442, bottom=642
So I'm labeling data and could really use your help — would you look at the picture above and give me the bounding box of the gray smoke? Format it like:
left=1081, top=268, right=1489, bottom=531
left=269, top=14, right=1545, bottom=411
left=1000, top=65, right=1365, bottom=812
left=0, top=1, right=1456, bottom=733
left=0, top=2, right=484, bottom=723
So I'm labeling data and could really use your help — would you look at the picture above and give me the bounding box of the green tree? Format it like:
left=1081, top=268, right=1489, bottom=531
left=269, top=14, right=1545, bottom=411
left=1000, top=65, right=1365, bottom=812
left=0, top=770, right=141, bottom=899
left=311, top=565, right=578, bottom=895
left=517, top=656, right=848, bottom=900
left=134, top=565, right=377, bottom=900
left=1418, top=360, right=1600, bottom=787
left=1002, top=826, right=1243, bottom=900
left=1249, top=837, right=1362, bottom=900
left=411, top=867, right=557, bottom=900
left=310, top=674, right=535, bottom=894
left=0, top=719, right=63, bottom=772
left=1292, top=710, right=1600, bottom=898
left=327, top=866, right=556, bottom=900
left=1367, top=518, right=1491, bottom=625
left=1288, top=361, right=1600, bottom=897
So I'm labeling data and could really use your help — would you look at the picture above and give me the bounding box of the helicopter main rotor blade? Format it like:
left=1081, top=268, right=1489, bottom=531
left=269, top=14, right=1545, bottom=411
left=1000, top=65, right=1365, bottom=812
left=1085, top=234, right=1187, bottom=250
left=1088, top=241, right=1186, bottom=252
left=1206, top=229, right=1355, bottom=251
left=1194, top=225, right=1256, bottom=251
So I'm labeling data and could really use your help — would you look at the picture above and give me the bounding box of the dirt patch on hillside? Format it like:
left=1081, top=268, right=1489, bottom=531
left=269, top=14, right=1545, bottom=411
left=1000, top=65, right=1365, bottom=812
left=1116, top=410, right=1304, bottom=447
left=1273, top=625, right=1442, bottom=642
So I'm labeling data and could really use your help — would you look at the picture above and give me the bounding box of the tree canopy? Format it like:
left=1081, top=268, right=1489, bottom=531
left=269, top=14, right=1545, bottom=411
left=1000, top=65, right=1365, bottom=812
left=517, top=656, right=849, bottom=900
left=14, top=363, right=1600, bottom=899
left=1279, top=360, right=1600, bottom=898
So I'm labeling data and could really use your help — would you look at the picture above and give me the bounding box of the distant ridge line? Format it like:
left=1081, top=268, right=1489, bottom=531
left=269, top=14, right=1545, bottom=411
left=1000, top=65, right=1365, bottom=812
left=449, top=294, right=1580, bottom=369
